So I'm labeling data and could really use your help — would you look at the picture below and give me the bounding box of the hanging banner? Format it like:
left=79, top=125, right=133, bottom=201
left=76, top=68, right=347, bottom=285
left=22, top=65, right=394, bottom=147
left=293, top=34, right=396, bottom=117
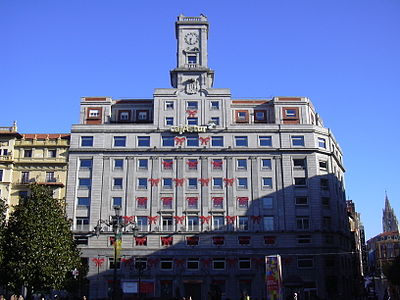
left=265, top=255, right=283, bottom=300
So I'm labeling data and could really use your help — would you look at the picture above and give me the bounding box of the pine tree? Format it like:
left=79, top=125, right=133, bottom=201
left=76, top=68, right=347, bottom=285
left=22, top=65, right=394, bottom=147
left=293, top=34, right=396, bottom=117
left=4, top=184, right=82, bottom=294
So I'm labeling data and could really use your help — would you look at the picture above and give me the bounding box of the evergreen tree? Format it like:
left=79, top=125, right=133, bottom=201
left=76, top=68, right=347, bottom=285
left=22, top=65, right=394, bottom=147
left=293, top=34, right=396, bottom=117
left=4, top=184, right=82, bottom=294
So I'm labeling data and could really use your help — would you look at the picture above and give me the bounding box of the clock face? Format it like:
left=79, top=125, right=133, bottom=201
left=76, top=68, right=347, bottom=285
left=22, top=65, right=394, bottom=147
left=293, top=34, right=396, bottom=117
left=184, top=32, right=199, bottom=45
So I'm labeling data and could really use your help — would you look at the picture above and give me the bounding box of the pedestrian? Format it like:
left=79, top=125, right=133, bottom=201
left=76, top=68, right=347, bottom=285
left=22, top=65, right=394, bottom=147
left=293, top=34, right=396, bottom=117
left=18, top=296, right=24, bottom=300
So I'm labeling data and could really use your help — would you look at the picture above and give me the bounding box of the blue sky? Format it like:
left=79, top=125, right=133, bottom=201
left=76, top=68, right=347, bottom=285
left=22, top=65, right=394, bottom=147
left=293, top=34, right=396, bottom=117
left=1, top=0, right=399, bottom=239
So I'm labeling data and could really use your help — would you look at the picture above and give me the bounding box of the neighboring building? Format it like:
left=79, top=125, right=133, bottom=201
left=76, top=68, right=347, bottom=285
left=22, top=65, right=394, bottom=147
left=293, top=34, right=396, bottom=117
left=0, top=122, right=21, bottom=213
left=0, top=122, right=70, bottom=214
left=382, top=192, right=399, bottom=233
left=66, top=15, right=356, bottom=300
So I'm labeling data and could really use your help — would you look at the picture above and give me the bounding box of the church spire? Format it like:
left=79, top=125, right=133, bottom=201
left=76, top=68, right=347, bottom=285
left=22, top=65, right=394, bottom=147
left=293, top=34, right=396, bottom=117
left=382, top=192, right=399, bottom=232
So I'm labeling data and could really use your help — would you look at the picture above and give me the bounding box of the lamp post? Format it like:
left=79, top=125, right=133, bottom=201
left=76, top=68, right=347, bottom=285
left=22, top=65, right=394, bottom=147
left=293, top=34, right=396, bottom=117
left=94, top=206, right=137, bottom=300
left=135, top=258, right=146, bottom=300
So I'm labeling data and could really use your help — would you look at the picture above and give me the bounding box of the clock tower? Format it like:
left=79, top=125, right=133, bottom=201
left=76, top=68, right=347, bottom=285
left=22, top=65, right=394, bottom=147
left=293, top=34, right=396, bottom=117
left=170, top=14, right=215, bottom=93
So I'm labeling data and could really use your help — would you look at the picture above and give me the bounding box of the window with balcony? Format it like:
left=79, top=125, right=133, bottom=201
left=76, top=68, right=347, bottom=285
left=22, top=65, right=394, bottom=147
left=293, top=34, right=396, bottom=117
left=46, top=172, right=55, bottom=182
left=162, top=216, right=173, bottom=231
left=137, top=216, right=149, bottom=231
left=76, top=217, right=89, bottom=231
left=213, top=216, right=224, bottom=231
left=187, top=216, right=199, bottom=231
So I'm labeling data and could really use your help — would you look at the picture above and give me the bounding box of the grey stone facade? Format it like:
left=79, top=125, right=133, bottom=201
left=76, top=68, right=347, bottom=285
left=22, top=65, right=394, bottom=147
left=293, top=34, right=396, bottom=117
left=66, top=15, right=356, bottom=300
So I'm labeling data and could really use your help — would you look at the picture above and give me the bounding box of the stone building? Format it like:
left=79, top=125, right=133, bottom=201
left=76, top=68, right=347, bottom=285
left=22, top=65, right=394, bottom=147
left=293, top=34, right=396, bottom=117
left=0, top=122, right=69, bottom=214
left=66, top=15, right=356, bottom=300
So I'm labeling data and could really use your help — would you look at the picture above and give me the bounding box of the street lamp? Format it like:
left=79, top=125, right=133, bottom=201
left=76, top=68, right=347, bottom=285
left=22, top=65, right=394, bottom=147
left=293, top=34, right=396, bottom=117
left=93, top=206, right=137, bottom=300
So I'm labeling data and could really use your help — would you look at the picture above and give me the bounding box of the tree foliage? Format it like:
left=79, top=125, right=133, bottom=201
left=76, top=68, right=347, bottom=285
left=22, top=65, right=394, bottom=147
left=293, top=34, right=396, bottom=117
left=0, top=198, right=7, bottom=267
left=3, top=184, right=82, bottom=293
left=383, top=255, right=400, bottom=286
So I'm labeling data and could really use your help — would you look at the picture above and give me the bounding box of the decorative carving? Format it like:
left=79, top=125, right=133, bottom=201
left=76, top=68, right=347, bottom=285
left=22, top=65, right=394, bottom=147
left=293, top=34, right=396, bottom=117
left=185, top=78, right=200, bottom=95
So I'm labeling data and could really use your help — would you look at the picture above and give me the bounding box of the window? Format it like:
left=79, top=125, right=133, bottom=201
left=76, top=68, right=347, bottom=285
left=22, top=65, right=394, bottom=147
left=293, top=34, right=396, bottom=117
left=136, top=197, right=148, bottom=209
left=187, top=216, right=199, bottom=231
left=319, top=161, right=327, bottom=170
left=210, top=101, right=220, bottom=110
left=137, top=216, right=149, bottom=231
left=162, top=159, right=173, bottom=170
left=187, top=258, right=199, bottom=270
left=262, top=177, right=273, bottom=189
left=24, top=149, right=32, bottom=157
left=294, top=177, right=307, bottom=187
left=239, top=258, right=251, bottom=270
left=296, top=217, right=310, bottom=230
left=186, top=236, right=199, bottom=246
left=259, top=136, right=272, bottom=146
left=113, top=178, right=123, bottom=189
left=113, top=136, right=126, bottom=147
left=187, top=118, right=198, bottom=125
left=212, top=159, right=223, bottom=170
left=212, top=197, right=224, bottom=209
left=187, top=136, right=199, bottom=147
left=109, top=257, right=121, bottom=270
left=81, top=136, right=93, bottom=147
left=262, top=197, right=273, bottom=209
left=187, top=178, right=198, bottom=189
left=261, top=159, right=272, bottom=169
left=137, top=178, right=148, bottom=189
left=114, top=159, right=123, bottom=169
left=237, top=197, right=249, bottom=208
left=138, top=159, right=148, bottom=170
left=138, top=136, right=150, bottom=147
left=112, top=197, right=122, bottom=207
left=48, top=149, right=57, bottom=158
left=295, top=196, right=308, bottom=206
left=264, top=236, right=276, bottom=245
left=78, top=178, right=91, bottom=189
left=187, top=197, right=198, bottom=209
left=323, top=217, right=331, bottom=229
left=237, top=178, right=248, bottom=189
left=320, top=178, right=329, bottom=190
left=162, top=216, right=173, bottom=231
left=213, top=258, right=225, bottom=269
left=211, top=136, right=224, bottom=147
left=165, top=117, right=174, bottom=126
left=213, top=178, right=223, bottom=189
left=263, top=216, right=274, bottom=231
left=211, top=117, right=220, bottom=126
left=293, top=159, right=306, bottom=169
left=254, top=110, right=267, bottom=122
left=76, top=217, right=89, bottom=231
left=46, top=172, right=55, bottom=182
left=80, top=159, right=92, bottom=169
left=0, top=170, right=3, bottom=182
left=238, top=236, right=251, bottom=245
left=162, top=136, right=175, bottom=147
left=235, top=136, right=248, bottom=147
left=237, top=159, right=247, bottom=170
left=236, top=110, right=249, bottom=123
left=21, top=172, right=29, bottom=183
left=77, top=197, right=90, bottom=207
left=187, top=159, right=198, bottom=170
left=135, top=236, right=147, bottom=246
left=297, top=235, right=312, bottom=244
left=297, top=256, right=314, bottom=268
left=213, top=216, right=224, bottom=230
left=188, top=55, right=197, bottom=64
left=238, top=216, right=249, bottom=231
left=118, top=111, right=130, bottom=121
left=291, top=136, right=305, bottom=146
left=284, top=108, right=298, bottom=118
left=160, top=259, right=173, bottom=270
left=161, top=196, right=173, bottom=209
left=163, top=178, right=173, bottom=189
left=136, top=110, right=149, bottom=121
left=318, top=137, right=326, bottom=149
left=135, top=258, right=147, bottom=271
left=88, top=109, right=100, bottom=118
left=165, top=100, right=174, bottom=110
left=187, top=101, right=198, bottom=110
left=322, top=197, right=330, bottom=208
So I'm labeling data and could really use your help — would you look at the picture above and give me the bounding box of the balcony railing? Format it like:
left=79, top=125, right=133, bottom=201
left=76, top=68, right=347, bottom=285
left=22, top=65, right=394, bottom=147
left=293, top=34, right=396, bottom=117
left=0, top=155, right=13, bottom=162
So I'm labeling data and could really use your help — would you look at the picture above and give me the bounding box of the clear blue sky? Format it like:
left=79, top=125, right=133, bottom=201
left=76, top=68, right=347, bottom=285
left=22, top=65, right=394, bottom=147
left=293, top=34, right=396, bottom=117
left=1, top=0, right=399, bottom=239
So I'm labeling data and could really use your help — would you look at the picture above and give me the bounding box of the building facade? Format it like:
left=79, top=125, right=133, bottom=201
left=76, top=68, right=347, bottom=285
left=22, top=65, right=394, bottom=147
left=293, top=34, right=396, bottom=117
left=0, top=122, right=69, bottom=215
left=66, top=15, right=356, bottom=300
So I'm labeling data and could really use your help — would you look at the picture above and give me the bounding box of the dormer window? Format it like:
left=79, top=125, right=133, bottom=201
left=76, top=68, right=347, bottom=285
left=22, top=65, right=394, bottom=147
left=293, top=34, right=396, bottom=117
left=88, top=109, right=100, bottom=117
left=118, top=111, right=131, bottom=122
